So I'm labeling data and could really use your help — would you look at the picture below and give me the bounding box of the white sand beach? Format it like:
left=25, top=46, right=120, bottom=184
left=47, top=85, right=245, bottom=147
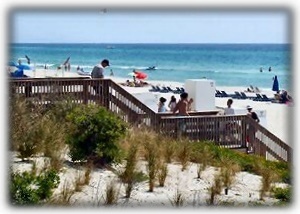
left=20, top=69, right=293, bottom=145
left=11, top=152, right=288, bottom=207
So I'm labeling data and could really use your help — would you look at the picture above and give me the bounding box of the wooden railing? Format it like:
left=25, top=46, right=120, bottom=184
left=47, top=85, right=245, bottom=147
left=9, top=77, right=292, bottom=163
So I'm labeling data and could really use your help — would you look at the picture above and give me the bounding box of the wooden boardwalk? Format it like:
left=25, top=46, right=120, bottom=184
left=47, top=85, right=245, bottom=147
left=9, top=77, right=292, bottom=163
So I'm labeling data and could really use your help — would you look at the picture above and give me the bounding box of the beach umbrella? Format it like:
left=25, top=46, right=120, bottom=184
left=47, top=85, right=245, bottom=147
left=63, top=56, right=70, bottom=65
left=134, top=71, right=148, bottom=80
left=272, top=75, right=279, bottom=92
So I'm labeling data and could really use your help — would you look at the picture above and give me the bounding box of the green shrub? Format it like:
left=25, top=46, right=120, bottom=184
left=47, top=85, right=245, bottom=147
left=66, top=104, right=127, bottom=165
left=10, top=169, right=60, bottom=205
left=10, top=97, right=44, bottom=160
left=272, top=187, right=292, bottom=203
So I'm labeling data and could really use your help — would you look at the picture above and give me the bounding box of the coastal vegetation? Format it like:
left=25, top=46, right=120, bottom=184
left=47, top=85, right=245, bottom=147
left=9, top=96, right=291, bottom=206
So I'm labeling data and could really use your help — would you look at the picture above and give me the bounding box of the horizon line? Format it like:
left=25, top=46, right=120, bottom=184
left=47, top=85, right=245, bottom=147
left=10, top=42, right=290, bottom=45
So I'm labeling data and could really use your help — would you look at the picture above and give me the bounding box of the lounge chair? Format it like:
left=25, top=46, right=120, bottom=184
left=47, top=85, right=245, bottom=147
left=221, top=91, right=229, bottom=97
left=254, top=86, right=260, bottom=93
left=249, top=85, right=255, bottom=92
left=215, top=90, right=222, bottom=97
left=261, top=94, right=274, bottom=102
left=253, top=93, right=263, bottom=101
left=240, top=92, right=248, bottom=99
left=233, top=91, right=242, bottom=99
left=174, top=87, right=184, bottom=94
left=149, top=85, right=159, bottom=92
left=157, top=86, right=169, bottom=93
left=172, top=87, right=181, bottom=94
left=166, top=86, right=173, bottom=92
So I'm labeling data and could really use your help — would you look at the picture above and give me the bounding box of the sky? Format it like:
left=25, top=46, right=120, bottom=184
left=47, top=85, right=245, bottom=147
left=10, top=9, right=290, bottom=44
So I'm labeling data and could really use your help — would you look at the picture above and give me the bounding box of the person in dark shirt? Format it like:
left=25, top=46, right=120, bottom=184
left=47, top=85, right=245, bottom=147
left=246, top=105, right=259, bottom=152
left=246, top=105, right=260, bottom=123
left=91, top=59, right=110, bottom=94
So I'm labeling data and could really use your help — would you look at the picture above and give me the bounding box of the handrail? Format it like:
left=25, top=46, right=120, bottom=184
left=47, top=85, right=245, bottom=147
left=9, top=77, right=292, bottom=163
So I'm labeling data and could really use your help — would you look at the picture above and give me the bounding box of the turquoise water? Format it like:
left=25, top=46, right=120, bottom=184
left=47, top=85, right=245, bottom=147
left=9, top=43, right=292, bottom=91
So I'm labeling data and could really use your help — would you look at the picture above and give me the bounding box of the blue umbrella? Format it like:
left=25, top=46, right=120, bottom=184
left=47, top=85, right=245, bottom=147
left=272, top=75, right=279, bottom=92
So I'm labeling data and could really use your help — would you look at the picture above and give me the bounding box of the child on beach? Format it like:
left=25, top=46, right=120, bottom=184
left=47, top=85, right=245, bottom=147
left=158, top=97, right=167, bottom=113
left=187, top=98, right=194, bottom=111
left=168, top=96, right=177, bottom=112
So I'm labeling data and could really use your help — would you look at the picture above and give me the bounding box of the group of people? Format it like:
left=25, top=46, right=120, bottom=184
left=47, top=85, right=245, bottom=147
left=224, top=98, right=260, bottom=123
left=157, top=94, right=193, bottom=114
left=274, top=90, right=293, bottom=104
left=259, top=66, right=272, bottom=72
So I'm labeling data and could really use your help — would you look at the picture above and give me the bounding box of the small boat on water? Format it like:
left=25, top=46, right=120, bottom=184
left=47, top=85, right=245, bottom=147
left=145, top=66, right=156, bottom=70
left=106, top=46, right=115, bottom=49
left=77, top=69, right=91, bottom=76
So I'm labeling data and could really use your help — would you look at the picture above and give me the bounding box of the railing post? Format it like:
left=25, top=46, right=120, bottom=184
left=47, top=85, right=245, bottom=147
left=102, top=80, right=110, bottom=109
left=241, top=117, right=247, bottom=148
left=83, top=81, right=88, bottom=104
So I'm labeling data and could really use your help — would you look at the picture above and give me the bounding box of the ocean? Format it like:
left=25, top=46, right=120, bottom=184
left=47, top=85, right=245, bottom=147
left=9, top=43, right=292, bottom=91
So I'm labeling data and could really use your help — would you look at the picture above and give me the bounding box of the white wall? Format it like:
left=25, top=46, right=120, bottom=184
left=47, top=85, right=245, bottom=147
left=133, top=92, right=159, bottom=112
left=184, top=79, right=216, bottom=111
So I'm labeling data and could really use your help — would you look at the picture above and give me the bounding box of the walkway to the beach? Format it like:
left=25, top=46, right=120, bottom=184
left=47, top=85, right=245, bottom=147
left=9, top=77, right=292, bottom=163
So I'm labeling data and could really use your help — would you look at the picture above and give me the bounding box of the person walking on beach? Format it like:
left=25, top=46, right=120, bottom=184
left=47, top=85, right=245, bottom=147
left=168, top=95, right=177, bottom=112
left=110, top=69, right=114, bottom=76
left=158, top=97, right=167, bottom=113
left=173, top=92, right=190, bottom=138
left=91, top=59, right=110, bottom=94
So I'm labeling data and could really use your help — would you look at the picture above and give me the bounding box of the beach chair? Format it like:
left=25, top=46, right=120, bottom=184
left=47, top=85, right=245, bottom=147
left=174, top=87, right=182, bottom=94
left=261, top=94, right=273, bottom=102
left=254, top=86, right=260, bottom=93
left=221, top=91, right=229, bottom=97
left=161, top=86, right=171, bottom=93
left=149, top=85, right=158, bottom=92
left=157, top=86, right=169, bottom=93
left=233, top=91, right=242, bottom=99
left=167, top=86, right=174, bottom=92
left=240, top=92, right=248, bottom=99
left=249, top=85, right=255, bottom=92
left=253, top=93, right=263, bottom=101
left=173, top=87, right=181, bottom=94
left=215, top=90, right=222, bottom=97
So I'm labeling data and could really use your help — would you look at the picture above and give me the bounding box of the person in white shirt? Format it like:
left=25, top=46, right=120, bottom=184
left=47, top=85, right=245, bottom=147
left=224, top=99, right=235, bottom=115
left=168, top=95, right=177, bottom=112
left=223, top=98, right=235, bottom=142
left=158, top=97, right=167, bottom=113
